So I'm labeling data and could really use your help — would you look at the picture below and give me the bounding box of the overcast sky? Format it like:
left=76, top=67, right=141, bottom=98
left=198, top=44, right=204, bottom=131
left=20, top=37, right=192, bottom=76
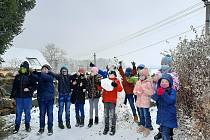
left=12, top=0, right=205, bottom=67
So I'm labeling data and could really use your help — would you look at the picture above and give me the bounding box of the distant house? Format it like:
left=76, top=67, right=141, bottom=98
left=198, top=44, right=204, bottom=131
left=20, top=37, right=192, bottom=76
left=1, top=47, right=50, bottom=70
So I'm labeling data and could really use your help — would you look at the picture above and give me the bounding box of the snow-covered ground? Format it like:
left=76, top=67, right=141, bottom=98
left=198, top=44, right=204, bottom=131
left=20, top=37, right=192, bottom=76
left=3, top=92, right=159, bottom=140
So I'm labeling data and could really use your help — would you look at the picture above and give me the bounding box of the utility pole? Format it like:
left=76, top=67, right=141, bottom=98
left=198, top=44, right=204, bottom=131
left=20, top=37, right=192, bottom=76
left=203, top=0, right=210, bottom=38
left=94, top=52, right=96, bottom=66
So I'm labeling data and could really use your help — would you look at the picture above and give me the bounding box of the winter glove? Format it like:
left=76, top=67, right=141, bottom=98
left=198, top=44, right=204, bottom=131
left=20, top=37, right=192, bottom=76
left=111, top=81, right=118, bottom=87
left=157, top=87, right=164, bottom=96
left=131, top=61, right=136, bottom=67
left=119, top=61, right=122, bottom=66
left=106, top=65, right=109, bottom=71
left=90, top=62, right=95, bottom=67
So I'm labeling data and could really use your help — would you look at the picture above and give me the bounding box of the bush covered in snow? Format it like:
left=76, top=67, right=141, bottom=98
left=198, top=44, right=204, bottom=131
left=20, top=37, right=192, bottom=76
left=171, top=34, right=210, bottom=139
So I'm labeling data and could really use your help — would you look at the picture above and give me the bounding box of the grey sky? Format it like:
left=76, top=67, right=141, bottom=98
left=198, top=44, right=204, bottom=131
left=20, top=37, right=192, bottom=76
left=13, top=0, right=205, bottom=67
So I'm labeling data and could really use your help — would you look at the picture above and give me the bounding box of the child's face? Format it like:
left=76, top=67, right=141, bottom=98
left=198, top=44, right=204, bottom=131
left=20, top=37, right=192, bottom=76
left=109, top=74, right=115, bottom=79
left=160, top=79, right=170, bottom=89
left=139, top=75, right=146, bottom=80
left=41, top=67, right=49, bottom=73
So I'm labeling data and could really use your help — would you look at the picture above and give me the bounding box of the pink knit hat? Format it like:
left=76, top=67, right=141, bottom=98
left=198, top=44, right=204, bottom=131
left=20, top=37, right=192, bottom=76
left=140, top=67, right=149, bottom=77
left=91, top=67, right=98, bottom=75
left=78, top=67, right=85, bottom=74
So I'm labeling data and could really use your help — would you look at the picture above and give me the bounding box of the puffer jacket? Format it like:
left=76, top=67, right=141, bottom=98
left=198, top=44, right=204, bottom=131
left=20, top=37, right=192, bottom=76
left=133, top=79, right=153, bottom=108
left=71, top=73, right=87, bottom=104
left=118, top=65, right=137, bottom=94
left=99, top=78, right=123, bottom=104
left=10, top=73, right=37, bottom=99
left=151, top=74, right=178, bottom=128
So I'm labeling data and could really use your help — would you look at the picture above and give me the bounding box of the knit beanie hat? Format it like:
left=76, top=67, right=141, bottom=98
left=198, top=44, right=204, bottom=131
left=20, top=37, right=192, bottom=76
left=125, top=67, right=132, bottom=77
left=60, top=66, right=68, bottom=74
left=20, top=61, right=29, bottom=70
left=41, top=64, right=51, bottom=70
left=161, top=55, right=172, bottom=65
left=108, top=70, right=117, bottom=77
left=137, top=64, right=145, bottom=70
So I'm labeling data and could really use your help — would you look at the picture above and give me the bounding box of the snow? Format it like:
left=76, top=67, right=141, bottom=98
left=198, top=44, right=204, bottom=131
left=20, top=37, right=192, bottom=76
left=1, top=47, right=49, bottom=69
left=3, top=92, right=159, bottom=140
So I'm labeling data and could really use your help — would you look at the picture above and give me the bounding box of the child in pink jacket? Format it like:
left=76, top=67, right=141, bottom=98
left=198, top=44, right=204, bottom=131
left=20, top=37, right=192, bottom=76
left=133, top=67, right=154, bottom=137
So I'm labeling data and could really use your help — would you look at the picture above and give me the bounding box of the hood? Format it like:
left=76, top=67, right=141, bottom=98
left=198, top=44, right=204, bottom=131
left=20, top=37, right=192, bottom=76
left=157, top=74, right=173, bottom=88
left=60, top=66, right=68, bottom=74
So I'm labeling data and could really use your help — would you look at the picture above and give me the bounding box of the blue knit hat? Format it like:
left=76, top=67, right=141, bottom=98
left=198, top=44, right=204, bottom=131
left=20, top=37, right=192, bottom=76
left=125, top=67, right=132, bottom=77
left=137, top=64, right=145, bottom=70
left=161, top=55, right=172, bottom=65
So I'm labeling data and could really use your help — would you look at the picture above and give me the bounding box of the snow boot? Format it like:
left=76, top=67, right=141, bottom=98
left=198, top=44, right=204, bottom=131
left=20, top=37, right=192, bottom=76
left=37, top=128, right=44, bottom=135
left=109, top=126, right=116, bottom=136
left=26, top=126, right=31, bottom=132
left=13, top=125, right=19, bottom=134
left=58, top=122, right=65, bottom=129
left=94, top=116, right=99, bottom=124
left=66, top=121, right=71, bottom=129
left=143, top=128, right=150, bottom=137
left=47, top=128, right=53, bottom=136
left=137, top=125, right=145, bottom=133
left=88, top=119, right=93, bottom=128
left=25, top=123, right=31, bottom=132
left=103, top=127, right=109, bottom=135
left=75, top=117, right=80, bottom=127
left=154, top=128, right=162, bottom=140
left=80, top=118, right=84, bottom=127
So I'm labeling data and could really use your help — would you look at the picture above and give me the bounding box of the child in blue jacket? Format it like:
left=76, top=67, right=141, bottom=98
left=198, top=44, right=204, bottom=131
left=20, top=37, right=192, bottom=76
left=33, top=64, right=54, bottom=136
left=152, top=74, right=177, bottom=140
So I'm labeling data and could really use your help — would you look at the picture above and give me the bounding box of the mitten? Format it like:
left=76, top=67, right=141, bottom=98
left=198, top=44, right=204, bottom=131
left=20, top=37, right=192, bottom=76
left=119, top=61, right=122, bottom=66
left=131, top=61, right=136, bottom=66
left=157, top=87, right=164, bottom=96
left=111, top=81, right=118, bottom=87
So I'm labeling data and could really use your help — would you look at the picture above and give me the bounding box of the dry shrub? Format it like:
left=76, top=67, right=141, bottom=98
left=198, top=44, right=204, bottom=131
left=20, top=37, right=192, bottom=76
left=171, top=34, right=210, bottom=139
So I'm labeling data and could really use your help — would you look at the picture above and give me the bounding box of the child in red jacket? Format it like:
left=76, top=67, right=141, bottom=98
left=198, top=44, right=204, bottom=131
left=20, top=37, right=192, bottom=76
left=100, top=70, right=122, bottom=136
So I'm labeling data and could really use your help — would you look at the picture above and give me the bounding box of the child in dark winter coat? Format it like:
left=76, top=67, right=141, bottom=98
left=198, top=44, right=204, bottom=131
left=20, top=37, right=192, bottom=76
left=32, top=64, right=55, bottom=136
left=152, top=74, right=177, bottom=140
left=100, top=70, right=122, bottom=136
left=86, top=67, right=101, bottom=128
left=10, top=61, right=37, bottom=134
left=52, top=66, right=73, bottom=129
left=71, top=67, right=87, bottom=127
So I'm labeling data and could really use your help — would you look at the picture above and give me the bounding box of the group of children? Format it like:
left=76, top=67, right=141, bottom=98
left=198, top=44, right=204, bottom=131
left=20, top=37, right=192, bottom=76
left=10, top=55, right=178, bottom=140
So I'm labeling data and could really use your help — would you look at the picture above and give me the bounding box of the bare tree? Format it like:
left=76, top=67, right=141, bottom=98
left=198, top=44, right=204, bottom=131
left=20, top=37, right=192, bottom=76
left=41, top=43, right=66, bottom=72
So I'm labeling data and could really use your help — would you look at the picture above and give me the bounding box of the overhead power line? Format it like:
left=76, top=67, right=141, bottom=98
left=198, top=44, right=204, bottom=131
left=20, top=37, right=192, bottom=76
left=95, top=2, right=204, bottom=53
left=115, top=24, right=204, bottom=57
